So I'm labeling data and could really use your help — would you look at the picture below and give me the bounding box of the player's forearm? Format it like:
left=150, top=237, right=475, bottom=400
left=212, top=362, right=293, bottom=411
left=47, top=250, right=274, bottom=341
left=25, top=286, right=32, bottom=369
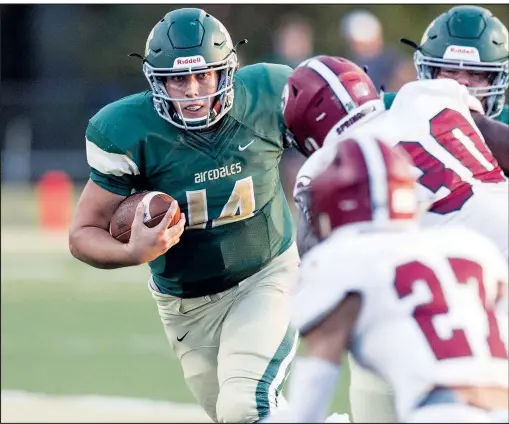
left=262, top=356, right=341, bottom=423
left=69, top=226, right=140, bottom=269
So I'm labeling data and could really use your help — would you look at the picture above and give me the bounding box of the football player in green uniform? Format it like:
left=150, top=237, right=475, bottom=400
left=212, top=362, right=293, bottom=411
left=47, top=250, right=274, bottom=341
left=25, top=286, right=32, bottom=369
left=69, top=8, right=300, bottom=423
left=384, top=5, right=509, bottom=122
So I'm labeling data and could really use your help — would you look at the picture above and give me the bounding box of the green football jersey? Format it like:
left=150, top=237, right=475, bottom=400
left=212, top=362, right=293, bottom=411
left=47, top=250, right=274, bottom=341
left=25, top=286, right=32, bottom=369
left=382, top=91, right=509, bottom=123
left=85, top=63, right=295, bottom=298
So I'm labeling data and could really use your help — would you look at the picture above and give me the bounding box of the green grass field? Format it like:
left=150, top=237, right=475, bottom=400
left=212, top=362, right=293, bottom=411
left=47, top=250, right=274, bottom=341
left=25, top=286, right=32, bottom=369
left=1, top=184, right=351, bottom=419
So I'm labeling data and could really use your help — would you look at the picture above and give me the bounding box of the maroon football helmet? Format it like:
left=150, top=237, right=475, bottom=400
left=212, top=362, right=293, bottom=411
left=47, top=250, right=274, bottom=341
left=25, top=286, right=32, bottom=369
left=307, top=135, right=418, bottom=238
left=281, top=55, right=385, bottom=157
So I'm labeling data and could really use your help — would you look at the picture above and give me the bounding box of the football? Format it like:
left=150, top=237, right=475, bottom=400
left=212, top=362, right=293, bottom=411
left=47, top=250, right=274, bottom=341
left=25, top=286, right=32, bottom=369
left=109, top=191, right=181, bottom=243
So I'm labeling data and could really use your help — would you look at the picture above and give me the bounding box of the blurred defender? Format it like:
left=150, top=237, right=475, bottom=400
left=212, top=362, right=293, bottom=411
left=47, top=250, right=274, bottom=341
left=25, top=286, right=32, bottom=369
left=282, top=55, right=509, bottom=422
left=284, top=56, right=509, bottom=271
left=264, top=136, right=509, bottom=423
left=69, top=8, right=299, bottom=423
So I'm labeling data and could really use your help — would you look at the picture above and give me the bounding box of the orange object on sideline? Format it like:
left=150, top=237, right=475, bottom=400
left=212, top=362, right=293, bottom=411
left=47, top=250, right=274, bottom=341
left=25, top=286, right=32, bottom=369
left=37, top=170, right=74, bottom=231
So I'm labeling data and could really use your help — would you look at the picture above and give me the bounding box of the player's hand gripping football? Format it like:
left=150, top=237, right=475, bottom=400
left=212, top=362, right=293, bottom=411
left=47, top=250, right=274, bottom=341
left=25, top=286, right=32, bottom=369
left=126, top=200, right=186, bottom=264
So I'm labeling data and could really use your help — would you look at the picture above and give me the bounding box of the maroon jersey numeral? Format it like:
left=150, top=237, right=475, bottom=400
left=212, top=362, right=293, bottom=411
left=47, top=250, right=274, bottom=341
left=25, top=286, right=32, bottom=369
left=399, top=108, right=504, bottom=215
left=394, top=258, right=507, bottom=360
left=448, top=258, right=507, bottom=359
left=431, top=108, right=504, bottom=183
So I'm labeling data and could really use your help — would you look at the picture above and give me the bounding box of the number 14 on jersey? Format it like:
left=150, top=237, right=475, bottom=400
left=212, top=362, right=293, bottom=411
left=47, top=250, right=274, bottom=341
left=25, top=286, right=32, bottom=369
left=186, top=176, right=256, bottom=229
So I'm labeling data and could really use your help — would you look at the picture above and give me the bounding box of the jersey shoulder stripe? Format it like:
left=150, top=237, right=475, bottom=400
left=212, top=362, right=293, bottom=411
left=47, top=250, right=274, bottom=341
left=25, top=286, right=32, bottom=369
left=86, top=138, right=140, bottom=177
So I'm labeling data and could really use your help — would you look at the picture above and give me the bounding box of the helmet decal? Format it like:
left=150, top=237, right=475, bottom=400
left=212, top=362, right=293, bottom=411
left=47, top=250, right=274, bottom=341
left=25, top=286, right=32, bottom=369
left=392, top=188, right=418, bottom=215
left=172, top=55, right=207, bottom=69
left=352, top=82, right=372, bottom=98
left=443, top=45, right=481, bottom=62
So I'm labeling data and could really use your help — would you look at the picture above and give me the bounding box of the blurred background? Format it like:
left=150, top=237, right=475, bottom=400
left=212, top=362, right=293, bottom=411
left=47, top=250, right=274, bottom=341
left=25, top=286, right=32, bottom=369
left=1, top=4, right=508, bottom=422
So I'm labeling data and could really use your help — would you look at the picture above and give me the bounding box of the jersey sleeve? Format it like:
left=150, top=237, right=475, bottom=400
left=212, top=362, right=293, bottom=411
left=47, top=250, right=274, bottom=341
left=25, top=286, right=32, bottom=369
left=85, top=120, right=140, bottom=196
left=291, top=242, right=361, bottom=334
left=293, top=145, right=337, bottom=201
left=261, top=63, right=293, bottom=146
left=235, top=63, right=293, bottom=149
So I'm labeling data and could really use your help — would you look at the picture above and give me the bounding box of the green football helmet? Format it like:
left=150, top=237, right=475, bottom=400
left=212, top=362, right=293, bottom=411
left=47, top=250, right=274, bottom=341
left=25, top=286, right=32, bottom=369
left=406, top=6, right=509, bottom=118
left=142, top=8, right=239, bottom=130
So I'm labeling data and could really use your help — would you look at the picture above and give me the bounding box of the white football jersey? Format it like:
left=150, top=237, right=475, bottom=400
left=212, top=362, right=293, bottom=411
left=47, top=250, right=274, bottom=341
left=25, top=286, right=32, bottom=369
left=293, top=224, right=509, bottom=422
left=382, top=79, right=507, bottom=210
left=294, top=79, right=508, bottom=258
left=295, top=79, right=506, bottom=207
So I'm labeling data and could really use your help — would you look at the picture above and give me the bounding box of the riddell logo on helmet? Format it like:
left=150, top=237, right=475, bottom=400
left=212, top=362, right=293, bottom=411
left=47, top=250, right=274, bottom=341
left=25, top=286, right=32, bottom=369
left=173, top=55, right=206, bottom=69
left=443, top=45, right=480, bottom=62
left=450, top=47, right=474, bottom=54
left=352, top=82, right=370, bottom=98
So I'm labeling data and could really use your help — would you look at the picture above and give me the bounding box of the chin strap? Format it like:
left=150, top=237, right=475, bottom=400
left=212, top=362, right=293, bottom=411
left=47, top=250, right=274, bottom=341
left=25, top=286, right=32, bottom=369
left=209, top=100, right=222, bottom=121
left=400, top=38, right=421, bottom=51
